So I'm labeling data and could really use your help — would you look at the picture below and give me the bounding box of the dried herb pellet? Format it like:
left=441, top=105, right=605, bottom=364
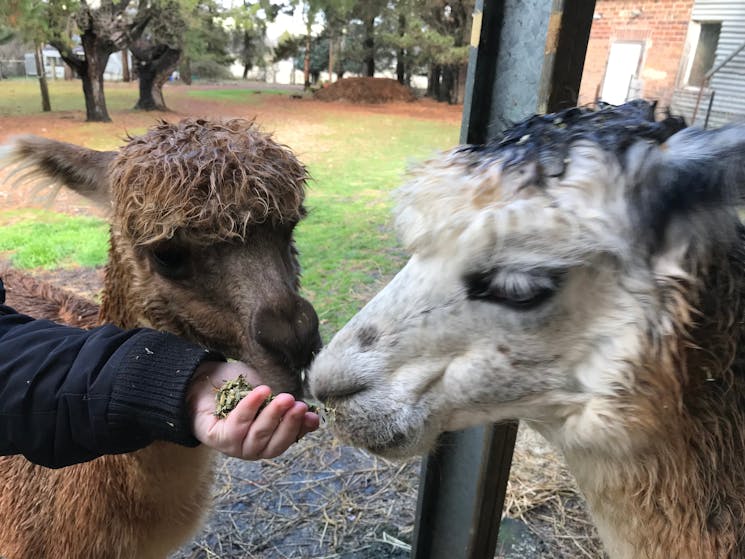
left=213, top=374, right=330, bottom=422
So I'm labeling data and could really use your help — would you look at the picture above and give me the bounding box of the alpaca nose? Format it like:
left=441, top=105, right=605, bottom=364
left=253, top=294, right=321, bottom=372
left=308, top=350, right=368, bottom=404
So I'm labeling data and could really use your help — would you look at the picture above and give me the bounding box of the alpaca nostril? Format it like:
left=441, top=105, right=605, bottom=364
left=254, top=295, right=321, bottom=371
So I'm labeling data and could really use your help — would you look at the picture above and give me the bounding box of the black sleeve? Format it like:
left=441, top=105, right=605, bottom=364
left=0, top=296, right=225, bottom=468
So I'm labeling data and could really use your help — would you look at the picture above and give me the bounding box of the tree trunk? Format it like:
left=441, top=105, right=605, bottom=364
left=179, top=56, right=192, bottom=85
left=84, top=67, right=111, bottom=121
left=454, top=63, right=467, bottom=104
left=396, top=50, right=405, bottom=84
left=55, top=49, right=97, bottom=119
left=121, top=49, right=131, bottom=82
left=427, top=64, right=441, bottom=99
left=33, top=44, right=51, bottom=112
left=80, top=33, right=112, bottom=122
left=396, top=13, right=405, bottom=84
left=133, top=46, right=181, bottom=111
left=328, top=36, right=334, bottom=83
left=303, top=28, right=311, bottom=90
left=151, top=49, right=180, bottom=109
left=440, top=65, right=454, bottom=103
left=363, top=15, right=375, bottom=77
left=135, top=65, right=160, bottom=110
left=241, top=30, right=252, bottom=80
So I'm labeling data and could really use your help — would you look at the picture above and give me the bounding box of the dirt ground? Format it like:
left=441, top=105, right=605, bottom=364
left=314, top=78, right=417, bottom=104
left=0, top=81, right=461, bottom=146
left=0, top=83, right=603, bottom=558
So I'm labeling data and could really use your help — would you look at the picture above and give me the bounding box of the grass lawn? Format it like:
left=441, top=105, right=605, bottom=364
left=0, top=78, right=141, bottom=116
left=297, top=113, right=456, bottom=334
left=185, top=88, right=294, bottom=102
left=0, top=83, right=459, bottom=338
left=0, top=79, right=294, bottom=116
left=0, top=209, right=108, bottom=269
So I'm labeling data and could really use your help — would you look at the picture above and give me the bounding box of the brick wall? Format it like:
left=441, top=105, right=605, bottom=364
left=579, top=0, right=694, bottom=106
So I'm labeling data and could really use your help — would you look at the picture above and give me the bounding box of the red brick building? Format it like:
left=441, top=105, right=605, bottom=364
left=579, top=0, right=745, bottom=127
left=579, top=0, right=694, bottom=106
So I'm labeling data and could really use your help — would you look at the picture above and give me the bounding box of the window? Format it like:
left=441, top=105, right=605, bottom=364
left=685, top=22, right=721, bottom=87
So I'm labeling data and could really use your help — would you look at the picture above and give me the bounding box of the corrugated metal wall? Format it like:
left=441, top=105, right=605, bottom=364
left=671, top=1, right=745, bottom=128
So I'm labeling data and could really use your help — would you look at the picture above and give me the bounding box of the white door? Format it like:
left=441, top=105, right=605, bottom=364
left=601, top=42, right=643, bottom=105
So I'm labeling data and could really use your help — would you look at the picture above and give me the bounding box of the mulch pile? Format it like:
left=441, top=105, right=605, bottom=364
left=313, top=77, right=417, bottom=104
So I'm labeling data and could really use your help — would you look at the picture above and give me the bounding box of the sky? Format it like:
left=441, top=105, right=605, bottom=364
left=220, top=2, right=317, bottom=47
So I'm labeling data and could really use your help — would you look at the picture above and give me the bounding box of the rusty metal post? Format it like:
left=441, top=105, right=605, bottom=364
left=411, top=2, right=596, bottom=557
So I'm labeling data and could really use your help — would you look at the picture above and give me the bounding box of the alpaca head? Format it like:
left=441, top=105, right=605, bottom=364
left=4, top=119, right=321, bottom=394
left=309, top=101, right=745, bottom=458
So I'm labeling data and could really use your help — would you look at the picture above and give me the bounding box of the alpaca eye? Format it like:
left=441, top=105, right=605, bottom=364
left=464, top=268, right=564, bottom=310
left=148, top=244, right=191, bottom=280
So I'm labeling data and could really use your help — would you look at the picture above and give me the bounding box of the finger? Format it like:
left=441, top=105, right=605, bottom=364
left=240, top=394, right=296, bottom=456
left=294, top=412, right=320, bottom=440
left=258, top=402, right=308, bottom=458
left=224, top=385, right=273, bottom=428
left=198, top=388, right=269, bottom=454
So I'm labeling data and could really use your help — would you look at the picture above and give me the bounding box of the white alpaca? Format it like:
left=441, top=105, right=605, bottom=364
left=309, top=101, right=745, bottom=558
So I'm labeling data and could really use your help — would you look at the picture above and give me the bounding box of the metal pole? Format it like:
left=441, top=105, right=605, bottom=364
left=704, top=90, right=716, bottom=130
left=411, top=2, right=595, bottom=558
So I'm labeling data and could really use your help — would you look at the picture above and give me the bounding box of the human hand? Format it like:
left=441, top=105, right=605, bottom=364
left=187, top=361, right=319, bottom=459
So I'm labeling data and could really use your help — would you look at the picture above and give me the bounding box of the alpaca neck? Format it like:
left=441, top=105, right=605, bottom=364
left=561, top=446, right=664, bottom=559
left=562, top=236, right=745, bottom=558
left=552, top=382, right=745, bottom=559
left=131, top=442, right=215, bottom=538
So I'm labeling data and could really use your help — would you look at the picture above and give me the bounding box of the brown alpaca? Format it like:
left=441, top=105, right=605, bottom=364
left=0, top=119, right=321, bottom=559
left=308, top=102, right=745, bottom=558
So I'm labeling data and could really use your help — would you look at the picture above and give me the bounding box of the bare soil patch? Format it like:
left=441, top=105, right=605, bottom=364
left=313, top=78, right=417, bottom=104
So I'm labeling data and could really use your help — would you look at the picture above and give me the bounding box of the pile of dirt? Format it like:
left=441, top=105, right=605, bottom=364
left=313, top=77, right=417, bottom=104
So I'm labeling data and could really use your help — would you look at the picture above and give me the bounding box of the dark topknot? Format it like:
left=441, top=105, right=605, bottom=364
left=459, top=100, right=687, bottom=180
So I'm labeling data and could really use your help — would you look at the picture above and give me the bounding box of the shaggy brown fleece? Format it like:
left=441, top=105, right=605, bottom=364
left=1, top=265, right=100, bottom=329
left=110, top=119, right=308, bottom=247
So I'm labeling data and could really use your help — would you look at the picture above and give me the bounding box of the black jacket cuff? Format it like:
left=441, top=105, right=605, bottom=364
left=107, top=330, right=225, bottom=448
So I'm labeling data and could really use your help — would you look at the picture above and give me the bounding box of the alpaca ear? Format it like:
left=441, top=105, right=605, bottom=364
left=0, top=136, right=116, bottom=208
left=629, top=124, right=745, bottom=250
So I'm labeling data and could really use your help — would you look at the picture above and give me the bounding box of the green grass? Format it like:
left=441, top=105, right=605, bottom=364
left=186, top=88, right=293, bottom=102
left=296, top=114, right=457, bottom=335
left=0, top=79, right=297, bottom=116
left=0, top=210, right=108, bottom=269
left=0, top=79, right=139, bottom=116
